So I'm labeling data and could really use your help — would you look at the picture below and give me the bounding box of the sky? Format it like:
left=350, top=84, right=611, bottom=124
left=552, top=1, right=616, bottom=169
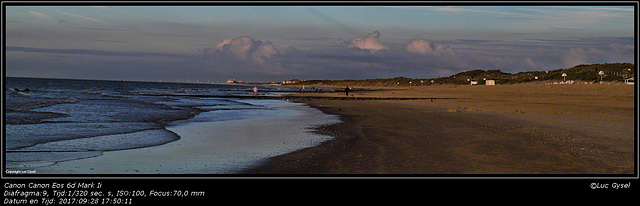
left=4, top=4, right=636, bottom=82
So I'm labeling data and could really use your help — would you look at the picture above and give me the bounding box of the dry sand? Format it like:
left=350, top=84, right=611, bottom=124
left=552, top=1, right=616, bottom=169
left=242, top=83, right=636, bottom=174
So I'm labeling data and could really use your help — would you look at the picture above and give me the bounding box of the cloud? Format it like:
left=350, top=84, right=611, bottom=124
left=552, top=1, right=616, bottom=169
left=554, top=6, right=634, bottom=12
left=549, top=27, right=581, bottom=31
left=6, top=46, right=189, bottom=59
left=405, top=39, right=433, bottom=54
left=561, top=47, right=604, bottom=67
left=433, top=6, right=476, bottom=13
left=562, top=48, right=588, bottom=67
left=206, top=36, right=281, bottom=64
left=346, top=30, right=389, bottom=52
left=433, top=6, right=538, bottom=18
left=251, top=41, right=280, bottom=64
left=535, top=8, right=628, bottom=29
left=524, top=57, right=537, bottom=69
left=28, top=10, right=54, bottom=21
left=609, top=43, right=634, bottom=54
left=215, top=36, right=255, bottom=60
left=54, top=9, right=108, bottom=24
left=405, top=39, right=455, bottom=55
left=197, top=36, right=300, bottom=79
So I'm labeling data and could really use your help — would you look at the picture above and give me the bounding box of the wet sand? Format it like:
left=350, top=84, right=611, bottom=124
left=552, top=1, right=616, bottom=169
left=241, top=83, right=635, bottom=174
left=33, top=100, right=339, bottom=174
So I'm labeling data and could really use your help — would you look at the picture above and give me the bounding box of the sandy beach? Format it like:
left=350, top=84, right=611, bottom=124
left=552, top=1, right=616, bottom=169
left=242, top=83, right=635, bottom=174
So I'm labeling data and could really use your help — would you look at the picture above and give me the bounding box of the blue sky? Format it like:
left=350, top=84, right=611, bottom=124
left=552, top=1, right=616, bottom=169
left=4, top=4, right=636, bottom=82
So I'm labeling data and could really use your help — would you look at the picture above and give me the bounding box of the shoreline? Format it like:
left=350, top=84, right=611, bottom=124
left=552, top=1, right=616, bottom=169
left=30, top=99, right=339, bottom=174
left=241, top=84, right=635, bottom=174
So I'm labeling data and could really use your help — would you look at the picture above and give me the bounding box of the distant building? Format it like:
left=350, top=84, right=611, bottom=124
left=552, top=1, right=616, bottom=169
left=485, top=80, right=495, bottom=85
left=470, top=81, right=478, bottom=85
left=281, top=79, right=302, bottom=84
left=227, top=79, right=245, bottom=84
left=625, top=77, right=634, bottom=85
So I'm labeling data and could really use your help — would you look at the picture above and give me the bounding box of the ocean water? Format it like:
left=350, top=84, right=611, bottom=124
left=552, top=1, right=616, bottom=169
left=4, top=77, right=331, bottom=172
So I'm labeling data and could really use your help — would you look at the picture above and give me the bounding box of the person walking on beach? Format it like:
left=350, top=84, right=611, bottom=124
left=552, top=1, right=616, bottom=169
left=253, top=86, right=258, bottom=96
left=344, top=86, right=351, bottom=97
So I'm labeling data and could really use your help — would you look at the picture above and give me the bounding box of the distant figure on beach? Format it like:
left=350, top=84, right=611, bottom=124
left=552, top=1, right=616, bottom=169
left=344, top=86, right=351, bottom=96
left=253, top=86, right=258, bottom=96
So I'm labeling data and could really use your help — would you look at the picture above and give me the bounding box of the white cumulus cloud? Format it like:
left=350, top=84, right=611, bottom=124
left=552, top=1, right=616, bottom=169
left=346, top=30, right=389, bottom=52
left=207, top=36, right=281, bottom=64
left=405, top=39, right=455, bottom=55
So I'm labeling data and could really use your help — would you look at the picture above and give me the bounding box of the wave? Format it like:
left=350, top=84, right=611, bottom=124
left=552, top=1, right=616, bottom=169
left=5, top=96, right=78, bottom=124
left=5, top=111, right=70, bottom=124
left=6, top=151, right=103, bottom=169
left=5, top=96, right=78, bottom=112
left=5, top=129, right=180, bottom=169
left=11, top=129, right=180, bottom=152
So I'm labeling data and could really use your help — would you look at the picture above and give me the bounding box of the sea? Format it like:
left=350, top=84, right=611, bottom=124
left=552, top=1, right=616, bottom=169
left=4, top=77, right=339, bottom=174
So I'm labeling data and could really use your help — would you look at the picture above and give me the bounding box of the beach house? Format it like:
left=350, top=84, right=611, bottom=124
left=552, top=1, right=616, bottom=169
left=227, top=79, right=245, bottom=84
left=625, top=77, right=634, bottom=85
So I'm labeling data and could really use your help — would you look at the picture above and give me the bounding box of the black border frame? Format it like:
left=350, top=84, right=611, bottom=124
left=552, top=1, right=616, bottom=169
left=2, top=0, right=638, bottom=198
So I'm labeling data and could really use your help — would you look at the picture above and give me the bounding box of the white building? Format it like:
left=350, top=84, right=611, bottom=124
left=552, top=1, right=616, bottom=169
left=485, top=80, right=495, bottom=85
left=625, top=77, right=634, bottom=85
left=227, top=79, right=244, bottom=84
